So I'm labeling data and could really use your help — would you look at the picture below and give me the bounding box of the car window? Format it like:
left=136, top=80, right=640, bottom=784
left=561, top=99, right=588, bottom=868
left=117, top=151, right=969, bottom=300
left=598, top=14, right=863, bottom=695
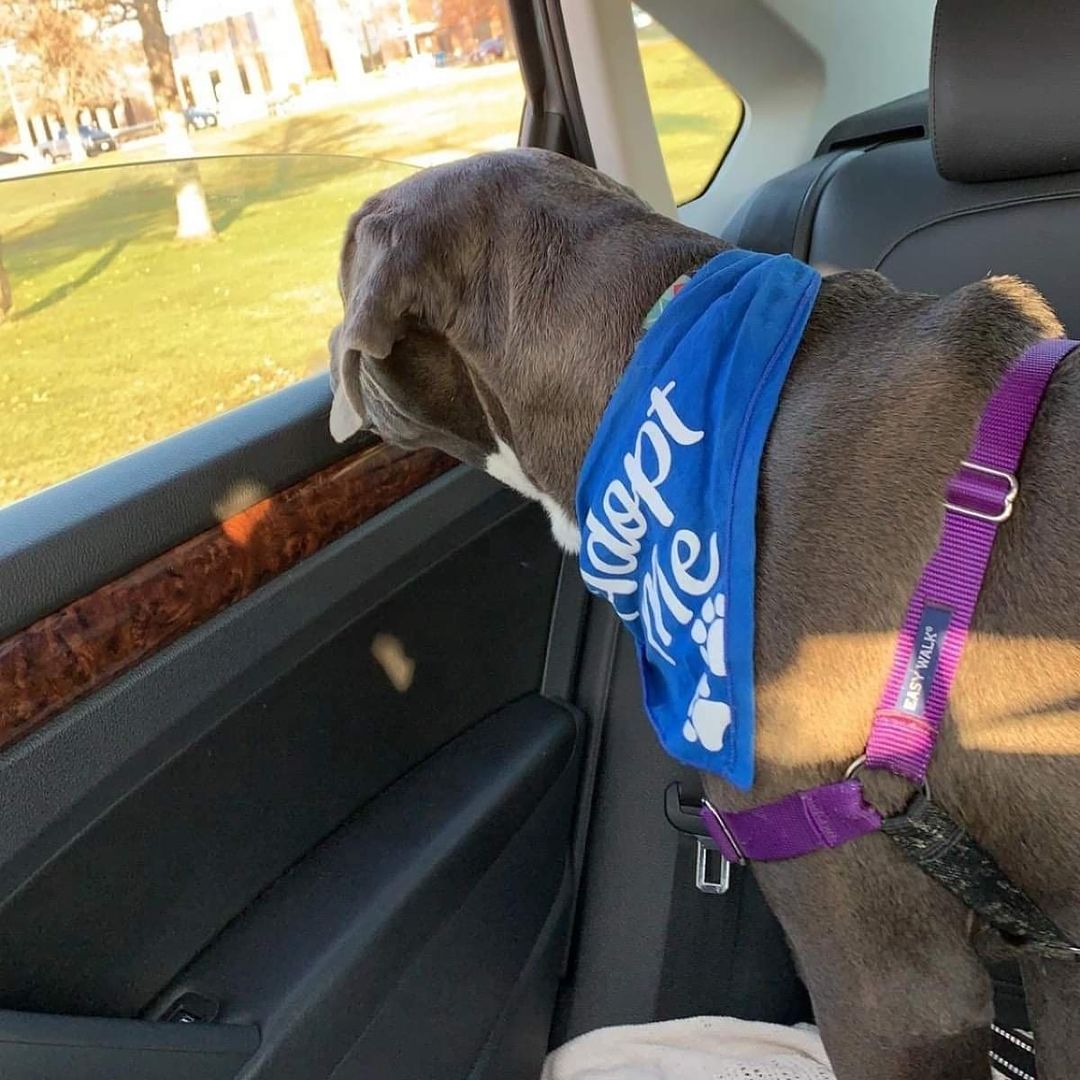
left=633, top=6, right=743, bottom=204
left=0, top=3, right=522, bottom=508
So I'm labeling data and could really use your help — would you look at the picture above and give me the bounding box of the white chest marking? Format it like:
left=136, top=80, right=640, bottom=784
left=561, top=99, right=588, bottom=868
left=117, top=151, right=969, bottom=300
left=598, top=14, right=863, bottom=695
left=485, top=438, right=581, bottom=553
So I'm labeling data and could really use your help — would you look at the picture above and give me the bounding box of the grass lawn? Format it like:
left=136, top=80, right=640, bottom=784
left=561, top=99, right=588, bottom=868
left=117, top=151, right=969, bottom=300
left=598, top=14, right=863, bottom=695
left=0, top=37, right=740, bottom=506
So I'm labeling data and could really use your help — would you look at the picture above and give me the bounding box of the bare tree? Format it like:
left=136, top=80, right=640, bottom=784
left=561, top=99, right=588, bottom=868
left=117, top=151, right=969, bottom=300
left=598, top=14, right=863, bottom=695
left=6, top=0, right=214, bottom=240
left=2, top=1, right=120, bottom=164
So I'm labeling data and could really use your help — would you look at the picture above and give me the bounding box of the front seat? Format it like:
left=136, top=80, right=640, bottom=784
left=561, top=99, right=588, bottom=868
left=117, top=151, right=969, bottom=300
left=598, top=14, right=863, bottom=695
left=730, top=1, right=1080, bottom=334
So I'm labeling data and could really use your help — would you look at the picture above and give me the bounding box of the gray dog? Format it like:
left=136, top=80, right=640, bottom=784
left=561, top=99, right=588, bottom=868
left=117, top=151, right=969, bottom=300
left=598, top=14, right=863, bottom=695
left=328, top=148, right=1080, bottom=1080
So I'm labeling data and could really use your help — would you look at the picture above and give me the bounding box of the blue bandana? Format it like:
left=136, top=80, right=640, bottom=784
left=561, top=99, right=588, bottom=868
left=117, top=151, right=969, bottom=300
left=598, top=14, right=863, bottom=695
left=575, top=249, right=821, bottom=788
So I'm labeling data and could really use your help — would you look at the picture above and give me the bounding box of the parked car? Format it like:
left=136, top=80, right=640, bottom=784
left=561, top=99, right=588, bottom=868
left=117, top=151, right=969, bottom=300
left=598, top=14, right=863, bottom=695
left=39, top=125, right=116, bottom=163
left=184, top=106, right=220, bottom=131
left=469, top=36, right=505, bottom=64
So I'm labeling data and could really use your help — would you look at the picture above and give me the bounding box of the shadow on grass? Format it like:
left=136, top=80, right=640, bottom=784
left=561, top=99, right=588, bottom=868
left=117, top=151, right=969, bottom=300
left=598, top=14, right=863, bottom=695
left=228, top=113, right=379, bottom=158
left=203, top=113, right=387, bottom=234
left=13, top=238, right=129, bottom=320
left=2, top=150, right=406, bottom=281
left=209, top=150, right=344, bottom=234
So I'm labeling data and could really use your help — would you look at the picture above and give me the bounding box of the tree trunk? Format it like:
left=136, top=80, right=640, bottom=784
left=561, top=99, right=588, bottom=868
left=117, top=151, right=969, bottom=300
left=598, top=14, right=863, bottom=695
left=398, top=0, right=418, bottom=56
left=292, top=0, right=333, bottom=79
left=0, top=237, right=12, bottom=322
left=495, top=0, right=516, bottom=58
left=60, top=102, right=87, bottom=164
left=132, top=0, right=215, bottom=241
left=169, top=142, right=215, bottom=241
left=0, top=57, right=33, bottom=153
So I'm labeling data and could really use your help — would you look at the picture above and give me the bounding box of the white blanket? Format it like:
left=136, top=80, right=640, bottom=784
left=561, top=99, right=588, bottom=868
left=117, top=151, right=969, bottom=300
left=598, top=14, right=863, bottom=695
left=542, top=1016, right=1008, bottom=1080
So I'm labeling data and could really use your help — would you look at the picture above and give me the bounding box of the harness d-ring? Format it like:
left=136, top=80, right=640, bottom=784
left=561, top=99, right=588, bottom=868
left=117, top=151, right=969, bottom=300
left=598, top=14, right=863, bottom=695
left=844, top=753, right=932, bottom=803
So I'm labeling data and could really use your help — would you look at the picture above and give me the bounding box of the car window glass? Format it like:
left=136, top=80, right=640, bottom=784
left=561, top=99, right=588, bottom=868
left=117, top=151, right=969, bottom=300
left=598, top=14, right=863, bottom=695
left=633, top=5, right=743, bottom=204
left=0, top=2, right=521, bottom=507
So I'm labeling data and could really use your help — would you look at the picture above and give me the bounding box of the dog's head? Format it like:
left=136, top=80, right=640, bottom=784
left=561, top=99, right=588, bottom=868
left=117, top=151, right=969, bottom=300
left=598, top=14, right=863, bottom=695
left=329, top=148, right=720, bottom=548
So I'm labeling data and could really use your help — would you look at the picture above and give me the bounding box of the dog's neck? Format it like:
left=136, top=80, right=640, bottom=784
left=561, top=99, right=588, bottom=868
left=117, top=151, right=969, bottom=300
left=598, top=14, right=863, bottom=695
left=487, top=225, right=727, bottom=551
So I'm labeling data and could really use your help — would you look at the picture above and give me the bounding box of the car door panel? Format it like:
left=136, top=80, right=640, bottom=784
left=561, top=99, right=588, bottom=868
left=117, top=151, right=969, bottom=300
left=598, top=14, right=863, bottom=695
left=0, top=325, right=586, bottom=1078
left=0, top=378, right=349, bottom=642
left=153, top=695, right=581, bottom=1080
left=0, top=439, right=455, bottom=755
left=0, top=466, right=565, bottom=1005
left=0, top=410, right=521, bottom=878
left=0, top=1008, right=259, bottom=1080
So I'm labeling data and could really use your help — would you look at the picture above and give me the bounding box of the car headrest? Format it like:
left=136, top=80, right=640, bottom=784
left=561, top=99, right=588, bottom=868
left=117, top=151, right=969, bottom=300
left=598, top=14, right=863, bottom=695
left=931, top=0, right=1080, bottom=182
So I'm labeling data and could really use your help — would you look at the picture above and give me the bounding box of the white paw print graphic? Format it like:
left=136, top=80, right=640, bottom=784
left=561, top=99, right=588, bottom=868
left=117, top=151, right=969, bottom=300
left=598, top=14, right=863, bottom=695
left=691, top=592, right=727, bottom=676
left=683, top=673, right=731, bottom=750
left=682, top=592, right=730, bottom=752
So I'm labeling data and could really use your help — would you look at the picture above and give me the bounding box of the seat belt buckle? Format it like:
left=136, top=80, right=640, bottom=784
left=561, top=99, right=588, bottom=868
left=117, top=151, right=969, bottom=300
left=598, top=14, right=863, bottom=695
left=695, top=837, right=732, bottom=895
left=663, top=781, right=733, bottom=895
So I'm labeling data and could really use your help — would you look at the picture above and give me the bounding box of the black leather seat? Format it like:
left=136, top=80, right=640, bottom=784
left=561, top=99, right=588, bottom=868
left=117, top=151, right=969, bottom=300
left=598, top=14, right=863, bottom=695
left=728, top=0, right=1080, bottom=338
left=722, top=0, right=1080, bottom=1051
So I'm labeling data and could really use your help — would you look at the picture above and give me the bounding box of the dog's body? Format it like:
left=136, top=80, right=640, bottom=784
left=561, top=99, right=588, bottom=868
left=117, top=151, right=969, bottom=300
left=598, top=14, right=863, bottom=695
left=329, top=149, right=1080, bottom=1080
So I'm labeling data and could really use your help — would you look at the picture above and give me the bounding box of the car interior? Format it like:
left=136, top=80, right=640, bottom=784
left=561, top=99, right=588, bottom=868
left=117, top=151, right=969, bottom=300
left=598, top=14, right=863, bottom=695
left=0, top=1, right=1063, bottom=1077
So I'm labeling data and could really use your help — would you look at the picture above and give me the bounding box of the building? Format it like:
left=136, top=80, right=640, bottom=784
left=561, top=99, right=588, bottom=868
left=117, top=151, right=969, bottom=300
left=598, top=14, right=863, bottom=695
left=164, top=1, right=316, bottom=120
left=2, top=0, right=508, bottom=150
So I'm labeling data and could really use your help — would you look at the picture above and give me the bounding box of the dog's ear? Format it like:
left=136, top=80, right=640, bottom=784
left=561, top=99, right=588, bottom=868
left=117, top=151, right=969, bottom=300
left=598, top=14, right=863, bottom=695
left=328, top=321, right=366, bottom=443
left=329, top=375, right=364, bottom=442
left=340, top=206, right=443, bottom=362
left=330, top=207, right=414, bottom=443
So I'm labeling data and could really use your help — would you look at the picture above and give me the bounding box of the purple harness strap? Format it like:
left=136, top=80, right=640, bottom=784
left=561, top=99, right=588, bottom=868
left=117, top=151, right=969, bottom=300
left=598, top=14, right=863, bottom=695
left=703, top=338, right=1078, bottom=865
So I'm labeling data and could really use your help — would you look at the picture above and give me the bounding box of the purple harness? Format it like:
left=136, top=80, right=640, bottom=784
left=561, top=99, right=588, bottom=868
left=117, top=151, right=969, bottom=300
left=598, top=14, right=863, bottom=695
left=701, top=339, right=1077, bottom=882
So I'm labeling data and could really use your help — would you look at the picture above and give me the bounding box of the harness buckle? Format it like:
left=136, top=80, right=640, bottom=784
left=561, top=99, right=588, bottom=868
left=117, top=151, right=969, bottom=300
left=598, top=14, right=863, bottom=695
left=944, top=460, right=1019, bottom=523
left=702, top=799, right=748, bottom=865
